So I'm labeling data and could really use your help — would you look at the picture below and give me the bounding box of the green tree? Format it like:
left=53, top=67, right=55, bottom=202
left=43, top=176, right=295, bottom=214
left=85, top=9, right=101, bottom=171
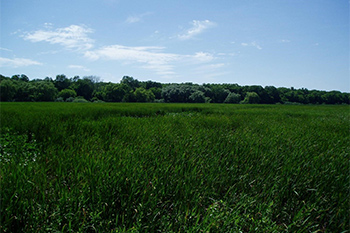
left=162, top=84, right=197, bottom=103
left=73, top=78, right=94, bottom=100
left=142, top=80, right=162, bottom=89
left=244, top=85, right=269, bottom=103
left=58, top=89, right=77, bottom=101
left=54, top=74, right=71, bottom=91
left=120, top=76, right=140, bottom=90
left=29, top=81, right=58, bottom=101
left=149, top=87, right=162, bottom=99
left=241, top=92, right=260, bottom=104
left=224, top=92, right=241, bottom=103
left=189, top=91, right=206, bottom=103
left=19, top=74, right=29, bottom=82
left=265, top=86, right=281, bottom=104
left=134, top=87, right=155, bottom=102
left=208, top=85, right=230, bottom=103
left=102, top=83, right=127, bottom=102
left=0, top=79, right=17, bottom=101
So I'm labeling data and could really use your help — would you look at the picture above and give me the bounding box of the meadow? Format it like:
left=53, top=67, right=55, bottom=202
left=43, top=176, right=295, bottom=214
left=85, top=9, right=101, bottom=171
left=0, top=103, right=349, bottom=232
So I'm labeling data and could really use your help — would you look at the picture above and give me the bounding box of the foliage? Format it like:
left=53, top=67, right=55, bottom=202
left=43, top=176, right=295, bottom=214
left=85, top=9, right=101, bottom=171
left=73, top=78, right=94, bottom=100
left=72, top=96, right=89, bottom=103
left=241, top=91, right=260, bottom=104
left=58, top=89, right=77, bottom=101
left=134, top=87, right=155, bottom=102
left=189, top=90, right=206, bottom=103
left=28, top=80, right=58, bottom=101
left=101, top=83, right=128, bottom=102
left=0, top=79, right=17, bottom=101
left=224, top=92, right=241, bottom=103
left=54, top=74, right=71, bottom=91
left=0, top=74, right=349, bottom=104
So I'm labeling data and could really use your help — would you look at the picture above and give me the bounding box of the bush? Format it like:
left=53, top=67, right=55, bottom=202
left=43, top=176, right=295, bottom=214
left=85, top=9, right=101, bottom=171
left=58, top=89, right=77, bottom=101
left=66, top=97, right=75, bottom=102
left=73, top=97, right=89, bottom=103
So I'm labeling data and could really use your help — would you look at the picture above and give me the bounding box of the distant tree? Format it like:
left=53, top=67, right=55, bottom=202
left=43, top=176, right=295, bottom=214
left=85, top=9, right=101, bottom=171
left=19, top=74, right=29, bottom=82
left=120, top=76, right=140, bottom=90
left=208, top=85, right=230, bottom=103
left=84, top=75, right=100, bottom=84
left=102, top=83, right=127, bottom=102
left=134, top=87, right=155, bottom=102
left=244, top=85, right=269, bottom=103
left=142, top=80, right=162, bottom=89
left=11, top=74, right=20, bottom=81
left=322, top=91, right=343, bottom=104
left=0, top=79, right=17, bottom=101
left=189, top=91, right=206, bottom=103
left=241, top=92, right=260, bottom=104
left=122, top=91, right=136, bottom=102
left=224, top=92, right=241, bottom=103
left=72, top=76, right=80, bottom=82
left=44, top=77, right=54, bottom=82
left=0, top=74, right=9, bottom=82
left=265, top=86, right=281, bottom=104
left=58, top=89, right=77, bottom=101
left=29, top=81, right=58, bottom=101
left=13, top=81, right=31, bottom=101
left=54, top=74, right=71, bottom=91
left=73, top=78, right=94, bottom=100
left=162, top=84, right=195, bottom=103
left=149, top=87, right=162, bottom=99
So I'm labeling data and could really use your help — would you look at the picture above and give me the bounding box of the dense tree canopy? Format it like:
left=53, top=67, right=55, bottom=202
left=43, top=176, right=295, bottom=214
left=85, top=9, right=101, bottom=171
left=0, top=74, right=349, bottom=104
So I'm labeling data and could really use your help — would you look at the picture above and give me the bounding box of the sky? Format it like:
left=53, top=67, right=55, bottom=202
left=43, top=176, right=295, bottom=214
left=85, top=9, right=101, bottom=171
left=1, top=0, right=349, bottom=92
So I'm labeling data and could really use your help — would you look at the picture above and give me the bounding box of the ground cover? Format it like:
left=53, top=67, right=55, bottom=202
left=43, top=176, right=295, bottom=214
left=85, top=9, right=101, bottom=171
left=1, top=103, right=349, bottom=232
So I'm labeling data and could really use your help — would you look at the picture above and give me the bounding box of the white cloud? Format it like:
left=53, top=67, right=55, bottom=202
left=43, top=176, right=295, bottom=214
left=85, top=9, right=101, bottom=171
left=191, top=52, right=215, bottom=63
left=0, top=57, right=42, bottom=67
left=280, top=39, right=291, bottom=43
left=125, top=12, right=152, bottom=24
left=85, top=45, right=219, bottom=77
left=68, top=65, right=90, bottom=72
left=0, top=47, right=12, bottom=52
left=23, top=25, right=94, bottom=51
left=241, top=41, right=262, bottom=50
left=85, top=45, right=180, bottom=76
left=126, top=16, right=141, bottom=24
left=251, top=42, right=262, bottom=50
left=178, top=20, right=216, bottom=40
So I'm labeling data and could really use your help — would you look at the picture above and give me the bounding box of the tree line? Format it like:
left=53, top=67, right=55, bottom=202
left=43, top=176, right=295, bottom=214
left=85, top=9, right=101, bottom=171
left=1, top=74, right=349, bottom=104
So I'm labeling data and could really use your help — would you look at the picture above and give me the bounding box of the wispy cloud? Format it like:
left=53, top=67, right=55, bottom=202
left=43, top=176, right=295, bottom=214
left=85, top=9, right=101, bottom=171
left=19, top=24, right=222, bottom=78
left=0, top=57, right=42, bottom=67
left=191, top=52, right=215, bottom=63
left=23, top=25, right=94, bottom=51
left=280, top=39, right=291, bottom=43
left=178, top=20, right=216, bottom=40
left=125, top=12, right=152, bottom=24
left=85, top=45, right=179, bottom=76
left=0, top=47, right=12, bottom=52
left=68, top=65, right=90, bottom=72
left=84, top=45, right=219, bottom=77
left=241, top=41, right=262, bottom=50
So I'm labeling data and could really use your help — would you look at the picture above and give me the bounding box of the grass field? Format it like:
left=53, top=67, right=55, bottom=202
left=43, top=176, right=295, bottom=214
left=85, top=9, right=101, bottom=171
left=1, top=103, right=349, bottom=232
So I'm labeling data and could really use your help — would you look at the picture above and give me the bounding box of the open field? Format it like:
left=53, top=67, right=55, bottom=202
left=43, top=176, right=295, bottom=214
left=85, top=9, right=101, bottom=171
left=1, top=103, right=349, bottom=232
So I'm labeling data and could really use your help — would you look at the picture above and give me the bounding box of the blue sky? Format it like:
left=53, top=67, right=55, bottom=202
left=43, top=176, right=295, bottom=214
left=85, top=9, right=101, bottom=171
left=1, top=0, right=349, bottom=92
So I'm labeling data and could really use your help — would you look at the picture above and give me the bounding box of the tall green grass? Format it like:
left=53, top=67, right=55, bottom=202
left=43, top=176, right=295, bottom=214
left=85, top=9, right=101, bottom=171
left=1, top=103, right=349, bottom=232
